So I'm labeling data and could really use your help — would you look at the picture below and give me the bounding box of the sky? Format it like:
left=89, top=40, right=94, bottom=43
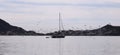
left=0, top=0, right=120, bottom=33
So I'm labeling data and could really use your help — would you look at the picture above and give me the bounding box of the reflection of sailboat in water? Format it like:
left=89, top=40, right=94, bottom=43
left=52, top=12, right=65, bottom=38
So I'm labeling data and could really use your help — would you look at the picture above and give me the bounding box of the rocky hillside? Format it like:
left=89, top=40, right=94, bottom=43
left=0, top=18, right=120, bottom=36
left=0, top=19, right=44, bottom=35
left=46, top=24, right=120, bottom=36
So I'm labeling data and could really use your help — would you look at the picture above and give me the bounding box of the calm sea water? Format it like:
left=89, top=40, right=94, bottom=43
left=0, top=36, right=120, bottom=55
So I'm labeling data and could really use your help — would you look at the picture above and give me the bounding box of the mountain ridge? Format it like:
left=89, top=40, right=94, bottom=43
left=0, top=19, right=44, bottom=35
left=46, top=24, right=120, bottom=36
left=0, top=18, right=120, bottom=36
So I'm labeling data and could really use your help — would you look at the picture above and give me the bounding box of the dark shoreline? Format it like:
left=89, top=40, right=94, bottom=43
left=0, top=18, right=120, bottom=36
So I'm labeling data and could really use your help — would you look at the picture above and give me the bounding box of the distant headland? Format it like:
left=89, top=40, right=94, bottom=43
left=0, top=18, right=120, bottom=36
left=0, top=19, right=44, bottom=35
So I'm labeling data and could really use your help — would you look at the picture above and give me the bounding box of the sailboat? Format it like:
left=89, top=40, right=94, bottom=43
left=51, top=12, right=65, bottom=38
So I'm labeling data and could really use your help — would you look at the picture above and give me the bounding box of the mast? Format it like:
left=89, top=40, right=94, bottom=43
left=59, top=12, right=61, bottom=32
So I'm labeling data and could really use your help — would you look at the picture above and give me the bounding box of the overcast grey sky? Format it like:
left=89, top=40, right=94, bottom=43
left=0, top=0, right=120, bottom=33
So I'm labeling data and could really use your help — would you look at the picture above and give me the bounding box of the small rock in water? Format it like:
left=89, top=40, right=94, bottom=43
left=46, top=37, right=50, bottom=38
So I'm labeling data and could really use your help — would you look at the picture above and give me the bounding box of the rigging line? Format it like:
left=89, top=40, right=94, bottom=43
left=60, top=17, right=64, bottom=31
left=59, top=12, right=64, bottom=31
left=59, top=12, right=65, bottom=36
